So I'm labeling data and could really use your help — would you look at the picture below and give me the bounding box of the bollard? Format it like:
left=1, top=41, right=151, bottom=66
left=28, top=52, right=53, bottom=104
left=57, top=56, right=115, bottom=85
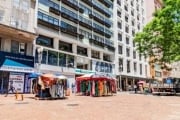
left=15, top=91, right=18, bottom=100
left=21, top=94, right=24, bottom=101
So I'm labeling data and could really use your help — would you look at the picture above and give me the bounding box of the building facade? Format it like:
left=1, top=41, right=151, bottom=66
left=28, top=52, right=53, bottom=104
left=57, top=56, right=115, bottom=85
left=0, top=0, right=36, bottom=93
left=114, top=0, right=150, bottom=91
left=35, top=0, right=115, bottom=86
left=145, top=0, right=163, bottom=82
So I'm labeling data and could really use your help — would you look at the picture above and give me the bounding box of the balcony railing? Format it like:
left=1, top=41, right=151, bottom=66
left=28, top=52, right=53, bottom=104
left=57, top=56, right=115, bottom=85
left=49, top=7, right=61, bottom=16
left=81, top=0, right=93, bottom=7
left=79, top=21, right=93, bottom=30
left=89, top=38, right=105, bottom=47
left=37, top=19, right=59, bottom=31
left=61, top=12, right=78, bottom=24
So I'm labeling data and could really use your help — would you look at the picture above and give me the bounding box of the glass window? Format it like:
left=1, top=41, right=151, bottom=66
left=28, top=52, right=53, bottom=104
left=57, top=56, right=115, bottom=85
left=11, top=40, right=19, bottom=54
left=67, top=55, right=74, bottom=67
left=119, top=58, right=123, bottom=72
left=134, top=62, right=137, bottom=72
left=36, top=35, right=53, bottom=48
left=126, top=48, right=130, bottom=57
left=42, top=50, right=47, bottom=64
left=140, top=64, right=142, bottom=75
left=133, top=51, right=136, bottom=59
left=127, top=60, right=130, bottom=73
left=21, top=1, right=29, bottom=11
left=59, top=53, right=66, bottom=67
left=126, top=36, right=129, bottom=44
left=118, top=22, right=122, bottom=29
left=118, top=33, right=122, bottom=41
left=125, top=25, right=129, bottom=33
left=92, top=50, right=100, bottom=59
left=118, top=45, right=123, bottom=54
left=59, top=41, right=72, bottom=53
left=48, top=50, right=58, bottom=66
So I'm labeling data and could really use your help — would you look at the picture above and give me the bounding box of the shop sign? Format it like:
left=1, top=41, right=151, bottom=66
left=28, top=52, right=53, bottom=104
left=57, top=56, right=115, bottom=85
left=0, top=51, right=34, bottom=73
left=75, top=69, right=95, bottom=74
left=9, top=72, right=24, bottom=93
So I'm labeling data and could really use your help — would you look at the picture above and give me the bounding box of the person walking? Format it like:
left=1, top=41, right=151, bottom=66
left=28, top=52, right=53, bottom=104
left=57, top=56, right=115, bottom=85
left=134, top=84, right=137, bottom=93
left=5, top=81, right=15, bottom=97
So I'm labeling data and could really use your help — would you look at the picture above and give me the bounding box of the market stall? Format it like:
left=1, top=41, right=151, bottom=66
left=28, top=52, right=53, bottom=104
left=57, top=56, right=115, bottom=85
left=30, top=73, right=68, bottom=99
left=76, top=73, right=116, bottom=97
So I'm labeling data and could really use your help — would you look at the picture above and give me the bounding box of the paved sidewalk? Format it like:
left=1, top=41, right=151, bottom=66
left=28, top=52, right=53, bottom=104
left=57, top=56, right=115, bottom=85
left=0, top=93, right=180, bottom=120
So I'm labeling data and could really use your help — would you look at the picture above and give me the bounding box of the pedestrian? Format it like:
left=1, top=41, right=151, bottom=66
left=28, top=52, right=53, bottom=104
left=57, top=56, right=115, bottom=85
left=5, top=81, right=15, bottom=97
left=134, top=84, right=137, bottom=93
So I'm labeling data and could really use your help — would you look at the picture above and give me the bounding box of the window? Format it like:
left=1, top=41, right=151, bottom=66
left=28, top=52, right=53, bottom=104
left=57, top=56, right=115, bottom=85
left=126, top=48, right=130, bottom=57
left=119, top=58, right=123, bottom=72
left=79, top=29, right=92, bottom=39
left=131, top=10, right=134, bottom=16
left=35, top=49, right=48, bottom=64
left=133, top=51, right=136, bottom=59
left=125, top=25, right=129, bottom=33
left=124, top=5, right=128, bottom=11
left=59, top=53, right=66, bottom=67
left=77, top=46, right=88, bottom=56
left=118, top=45, right=123, bottom=54
left=19, top=43, right=26, bottom=55
left=155, top=71, right=162, bottom=77
left=132, top=29, right=135, bottom=36
left=140, top=64, right=142, bottom=75
left=126, top=36, right=129, bottom=44
left=36, top=35, right=53, bottom=48
left=131, top=1, right=134, bottom=6
left=117, top=11, right=121, bottom=18
left=0, top=10, right=4, bottom=22
left=118, top=33, right=122, bottom=41
left=132, top=20, right=135, bottom=26
left=118, top=22, right=122, bottom=29
left=137, top=23, right=140, bottom=30
left=125, top=16, right=128, bottom=22
left=117, top=0, right=121, bottom=6
left=103, top=54, right=111, bottom=62
left=11, top=40, right=19, bottom=54
left=92, top=50, right=100, bottom=59
left=48, top=50, right=58, bottom=66
left=134, top=62, right=137, bottom=72
left=127, top=60, right=130, bottom=73
left=21, top=1, right=29, bottom=12
left=59, top=41, right=72, bottom=53
left=67, top=55, right=74, bottom=67
left=133, top=41, right=136, bottom=47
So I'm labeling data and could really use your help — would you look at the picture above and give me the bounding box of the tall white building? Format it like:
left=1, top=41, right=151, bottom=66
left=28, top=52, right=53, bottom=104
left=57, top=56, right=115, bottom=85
left=35, top=0, right=115, bottom=86
left=114, top=0, right=150, bottom=91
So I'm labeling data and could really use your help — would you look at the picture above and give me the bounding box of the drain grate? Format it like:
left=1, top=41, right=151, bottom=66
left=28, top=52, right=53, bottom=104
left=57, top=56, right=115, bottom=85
left=15, top=102, right=29, bottom=105
left=67, top=103, right=79, bottom=106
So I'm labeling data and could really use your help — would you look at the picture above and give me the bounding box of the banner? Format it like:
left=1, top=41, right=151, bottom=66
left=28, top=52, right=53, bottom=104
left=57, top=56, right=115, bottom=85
left=8, top=72, right=24, bottom=93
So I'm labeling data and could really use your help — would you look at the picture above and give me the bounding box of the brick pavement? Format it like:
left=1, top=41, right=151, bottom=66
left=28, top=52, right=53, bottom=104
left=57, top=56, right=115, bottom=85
left=0, top=93, right=180, bottom=120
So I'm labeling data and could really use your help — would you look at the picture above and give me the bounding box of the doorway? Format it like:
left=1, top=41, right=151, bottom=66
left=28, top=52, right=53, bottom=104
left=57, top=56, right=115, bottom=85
left=0, top=71, right=9, bottom=94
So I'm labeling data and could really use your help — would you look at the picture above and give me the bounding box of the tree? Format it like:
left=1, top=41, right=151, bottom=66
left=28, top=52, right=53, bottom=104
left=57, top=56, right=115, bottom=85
left=134, top=0, right=180, bottom=70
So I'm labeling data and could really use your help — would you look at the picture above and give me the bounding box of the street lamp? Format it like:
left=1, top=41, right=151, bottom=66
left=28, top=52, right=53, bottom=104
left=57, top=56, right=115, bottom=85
left=119, top=64, right=123, bottom=91
left=37, top=46, right=43, bottom=73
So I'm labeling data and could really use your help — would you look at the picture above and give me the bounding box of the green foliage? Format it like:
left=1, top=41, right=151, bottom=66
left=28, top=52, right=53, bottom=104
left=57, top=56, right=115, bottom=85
left=134, top=0, right=180, bottom=69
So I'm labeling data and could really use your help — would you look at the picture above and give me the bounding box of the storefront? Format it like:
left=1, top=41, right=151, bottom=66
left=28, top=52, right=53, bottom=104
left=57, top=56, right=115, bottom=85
left=0, top=51, right=34, bottom=94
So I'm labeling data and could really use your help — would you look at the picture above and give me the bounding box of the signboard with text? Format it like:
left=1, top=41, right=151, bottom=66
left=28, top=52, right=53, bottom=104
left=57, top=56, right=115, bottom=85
left=9, top=72, right=24, bottom=93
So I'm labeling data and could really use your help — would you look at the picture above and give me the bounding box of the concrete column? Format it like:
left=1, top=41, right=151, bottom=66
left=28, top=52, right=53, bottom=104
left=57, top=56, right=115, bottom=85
left=54, top=38, right=59, bottom=50
left=26, top=42, right=33, bottom=56
left=2, top=38, right=11, bottom=52
left=73, top=43, right=77, bottom=54
left=126, top=77, right=128, bottom=91
left=100, top=51, right=103, bottom=60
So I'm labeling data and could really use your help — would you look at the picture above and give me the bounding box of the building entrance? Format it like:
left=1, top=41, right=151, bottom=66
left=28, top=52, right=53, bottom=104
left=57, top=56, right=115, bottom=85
left=0, top=71, right=9, bottom=94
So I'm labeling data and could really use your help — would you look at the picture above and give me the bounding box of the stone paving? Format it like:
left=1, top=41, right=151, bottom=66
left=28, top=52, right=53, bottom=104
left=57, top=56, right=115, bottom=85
left=0, top=92, right=180, bottom=120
